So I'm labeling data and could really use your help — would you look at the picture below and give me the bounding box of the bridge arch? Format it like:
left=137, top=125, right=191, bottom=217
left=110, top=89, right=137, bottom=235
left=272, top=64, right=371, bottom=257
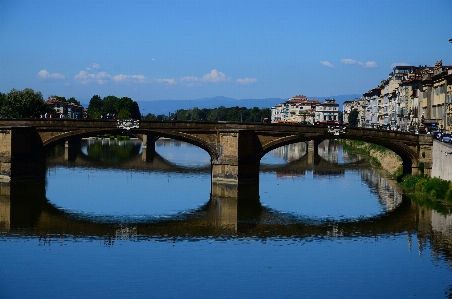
left=258, top=126, right=423, bottom=175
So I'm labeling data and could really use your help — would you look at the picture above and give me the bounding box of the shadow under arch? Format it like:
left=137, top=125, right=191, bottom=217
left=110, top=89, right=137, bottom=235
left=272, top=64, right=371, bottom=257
left=258, top=126, right=420, bottom=177
left=46, top=140, right=211, bottom=173
left=0, top=179, right=428, bottom=239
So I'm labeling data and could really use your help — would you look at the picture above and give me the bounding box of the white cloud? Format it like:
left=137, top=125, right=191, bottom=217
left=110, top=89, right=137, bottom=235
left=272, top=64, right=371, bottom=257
left=340, top=58, right=358, bottom=65
left=363, top=61, right=377, bottom=68
left=341, top=58, right=377, bottom=68
left=201, top=69, right=230, bottom=82
left=390, top=62, right=411, bottom=69
left=113, top=74, right=147, bottom=83
left=74, top=70, right=111, bottom=85
left=154, top=78, right=176, bottom=85
left=181, top=76, right=199, bottom=82
left=181, top=69, right=230, bottom=86
left=236, top=77, right=257, bottom=84
left=38, top=70, right=65, bottom=80
left=320, top=61, right=335, bottom=68
left=86, top=63, right=101, bottom=71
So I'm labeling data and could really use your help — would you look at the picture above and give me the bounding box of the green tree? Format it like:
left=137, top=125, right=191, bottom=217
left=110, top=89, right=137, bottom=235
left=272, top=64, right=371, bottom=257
left=348, top=109, right=359, bottom=127
left=143, top=113, right=158, bottom=120
left=67, top=97, right=80, bottom=106
left=87, top=95, right=103, bottom=119
left=87, top=95, right=140, bottom=119
left=0, top=88, right=52, bottom=118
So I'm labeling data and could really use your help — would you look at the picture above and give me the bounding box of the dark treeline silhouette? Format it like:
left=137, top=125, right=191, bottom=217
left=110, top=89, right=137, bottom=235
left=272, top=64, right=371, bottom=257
left=143, top=106, right=271, bottom=122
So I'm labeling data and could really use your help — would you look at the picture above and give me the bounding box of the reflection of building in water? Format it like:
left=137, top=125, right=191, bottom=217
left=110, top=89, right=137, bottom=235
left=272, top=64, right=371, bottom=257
left=318, top=139, right=339, bottom=164
left=318, top=139, right=362, bottom=164
left=276, top=171, right=305, bottom=178
left=270, top=142, right=307, bottom=162
left=156, top=138, right=182, bottom=147
left=313, top=170, right=344, bottom=177
left=360, top=168, right=402, bottom=211
left=115, top=226, right=138, bottom=240
left=429, top=211, right=452, bottom=260
left=0, top=196, right=10, bottom=231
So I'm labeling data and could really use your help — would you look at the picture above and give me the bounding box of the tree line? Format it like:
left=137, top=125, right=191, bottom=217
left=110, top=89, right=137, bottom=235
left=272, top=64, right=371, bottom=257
left=143, top=106, right=271, bottom=122
left=87, top=95, right=141, bottom=119
left=0, top=88, right=55, bottom=118
left=1, top=88, right=271, bottom=122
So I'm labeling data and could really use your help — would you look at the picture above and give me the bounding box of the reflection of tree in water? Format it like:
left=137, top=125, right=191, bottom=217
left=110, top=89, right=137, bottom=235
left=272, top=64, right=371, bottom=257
left=82, top=139, right=142, bottom=163
left=46, top=143, right=65, bottom=158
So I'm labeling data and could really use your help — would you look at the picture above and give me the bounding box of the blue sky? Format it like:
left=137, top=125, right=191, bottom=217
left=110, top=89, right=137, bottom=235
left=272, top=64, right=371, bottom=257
left=1, top=0, right=451, bottom=103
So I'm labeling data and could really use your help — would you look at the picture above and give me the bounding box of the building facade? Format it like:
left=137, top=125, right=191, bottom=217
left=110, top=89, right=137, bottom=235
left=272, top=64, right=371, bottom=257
left=356, top=61, right=451, bottom=133
left=271, top=95, right=319, bottom=123
left=314, top=99, right=339, bottom=123
left=46, top=97, right=84, bottom=119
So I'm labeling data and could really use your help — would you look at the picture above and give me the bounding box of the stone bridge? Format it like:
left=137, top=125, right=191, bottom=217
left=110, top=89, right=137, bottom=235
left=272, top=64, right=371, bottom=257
left=0, top=119, right=433, bottom=186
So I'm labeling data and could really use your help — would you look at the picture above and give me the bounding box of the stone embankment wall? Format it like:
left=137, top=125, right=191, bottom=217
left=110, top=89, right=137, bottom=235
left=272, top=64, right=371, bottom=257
left=431, top=140, right=452, bottom=181
left=343, top=140, right=402, bottom=175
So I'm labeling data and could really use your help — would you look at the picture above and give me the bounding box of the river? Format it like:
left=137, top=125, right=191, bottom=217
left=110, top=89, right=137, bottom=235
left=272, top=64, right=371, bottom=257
left=0, top=138, right=451, bottom=299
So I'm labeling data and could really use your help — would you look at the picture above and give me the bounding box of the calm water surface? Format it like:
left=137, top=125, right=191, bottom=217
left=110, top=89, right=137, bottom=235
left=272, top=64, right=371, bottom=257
left=1, top=138, right=451, bottom=299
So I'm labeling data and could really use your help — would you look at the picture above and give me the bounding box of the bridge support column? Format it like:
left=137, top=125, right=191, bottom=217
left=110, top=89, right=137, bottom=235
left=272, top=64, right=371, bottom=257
left=307, top=139, right=320, bottom=166
left=0, top=182, right=11, bottom=231
left=211, top=130, right=261, bottom=185
left=210, top=181, right=261, bottom=231
left=64, top=139, right=81, bottom=162
left=416, top=134, right=433, bottom=176
left=0, top=127, right=45, bottom=181
left=141, top=134, right=158, bottom=162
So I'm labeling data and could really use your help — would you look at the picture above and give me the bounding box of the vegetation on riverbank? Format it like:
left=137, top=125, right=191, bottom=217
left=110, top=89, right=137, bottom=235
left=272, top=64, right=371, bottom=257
left=399, top=174, right=452, bottom=213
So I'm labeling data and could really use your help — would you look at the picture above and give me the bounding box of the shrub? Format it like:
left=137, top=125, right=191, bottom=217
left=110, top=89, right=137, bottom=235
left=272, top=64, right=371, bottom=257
left=415, top=179, right=427, bottom=192
left=418, top=162, right=424, bottom=174
left=445, top=189, right=452, bottom=202
left=422, top=178, right=450, bottom=199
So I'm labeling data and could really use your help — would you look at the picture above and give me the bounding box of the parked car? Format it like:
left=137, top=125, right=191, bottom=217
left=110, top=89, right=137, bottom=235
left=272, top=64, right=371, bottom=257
left=441, top=133, right=452, bottom=143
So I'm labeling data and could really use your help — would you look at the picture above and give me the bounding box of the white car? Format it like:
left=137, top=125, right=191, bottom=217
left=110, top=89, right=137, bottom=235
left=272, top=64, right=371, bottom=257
left=441, top=134, right=452, bottom=143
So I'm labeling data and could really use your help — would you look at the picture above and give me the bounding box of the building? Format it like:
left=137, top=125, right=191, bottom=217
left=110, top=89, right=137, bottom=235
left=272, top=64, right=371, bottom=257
left=271, top=95, right=319, bottom=123
left=343, top=99, right=359, bottom=126
left=354, top=60, right=451, bottom=133
left=46, top=97, right=84, bottom=119
left=314, top=99, right=339, bottom=123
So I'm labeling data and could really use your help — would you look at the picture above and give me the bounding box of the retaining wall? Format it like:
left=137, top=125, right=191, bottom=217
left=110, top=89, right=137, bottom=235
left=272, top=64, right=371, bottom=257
left=431, top=140, right=452, bottom=181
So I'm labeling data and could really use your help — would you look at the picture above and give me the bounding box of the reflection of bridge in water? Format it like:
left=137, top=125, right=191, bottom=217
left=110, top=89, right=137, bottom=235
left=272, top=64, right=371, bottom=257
left=0, top=178, right=451, bottom=264
left=261, top=139, right=369, bottom=177
left=46, top=139, right=212, bottom=174
left=47, top=139, right=370, bottom=178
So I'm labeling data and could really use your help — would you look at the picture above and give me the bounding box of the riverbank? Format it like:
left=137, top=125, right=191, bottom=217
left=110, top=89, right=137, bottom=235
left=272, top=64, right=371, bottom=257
left=341, top=140, right=403, bottom=177
left=342, top=140, right=452, bottom=210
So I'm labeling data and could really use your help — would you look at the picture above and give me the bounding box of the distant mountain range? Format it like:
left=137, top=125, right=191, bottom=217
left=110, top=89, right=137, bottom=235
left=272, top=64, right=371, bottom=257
left=135, top=94, right=363, bottom=116
left=82, top=94, right=361, bottom=116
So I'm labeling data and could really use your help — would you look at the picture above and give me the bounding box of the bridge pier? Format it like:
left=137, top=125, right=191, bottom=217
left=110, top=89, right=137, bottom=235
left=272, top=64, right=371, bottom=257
left=64, top=139, right=81, bottom=162
left=211, top=130, right=262, bottom=184
left=141, top=134, right=158, bottom=162
left=307, top=139, right=320, bottom=165
left=0, top=127, right=45, bottom=181
left=210, top=181, right=261, bottom=231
